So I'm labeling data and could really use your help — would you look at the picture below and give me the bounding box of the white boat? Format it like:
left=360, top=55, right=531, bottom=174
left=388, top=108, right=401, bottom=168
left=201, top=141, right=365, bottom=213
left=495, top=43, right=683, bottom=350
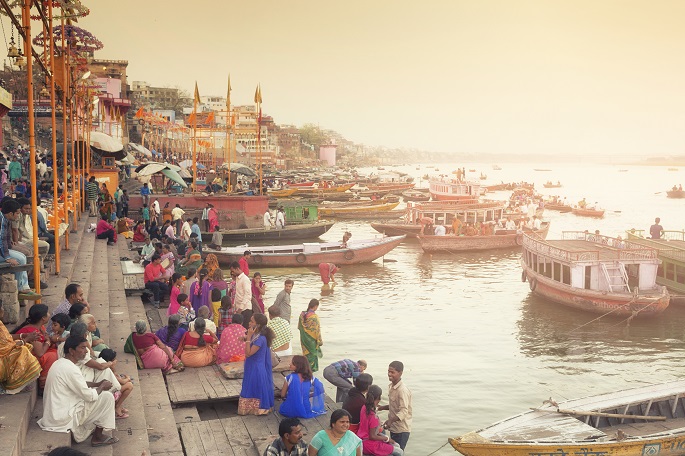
left=429, top=178, right=482, bottom=201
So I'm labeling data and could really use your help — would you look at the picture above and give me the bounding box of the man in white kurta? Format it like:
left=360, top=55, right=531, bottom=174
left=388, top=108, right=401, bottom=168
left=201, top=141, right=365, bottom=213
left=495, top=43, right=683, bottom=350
left=38, top=338, right=117, bottom=445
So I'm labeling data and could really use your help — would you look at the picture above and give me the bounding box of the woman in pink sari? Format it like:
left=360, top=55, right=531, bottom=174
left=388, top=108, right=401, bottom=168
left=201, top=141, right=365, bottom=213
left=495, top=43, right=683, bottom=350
left=216, top=314, right=246, bottom=364
left=208, top=204, right=220, bottom=232
left=167, top=273, right=184, bottom=316
left=126, top=320, right=183, bottom=374
left=318, top=263, right=339, bottom=286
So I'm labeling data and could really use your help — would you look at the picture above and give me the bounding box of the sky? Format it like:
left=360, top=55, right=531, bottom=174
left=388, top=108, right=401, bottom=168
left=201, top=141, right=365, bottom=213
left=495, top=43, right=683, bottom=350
left=59, top=1, right=685, bottom=155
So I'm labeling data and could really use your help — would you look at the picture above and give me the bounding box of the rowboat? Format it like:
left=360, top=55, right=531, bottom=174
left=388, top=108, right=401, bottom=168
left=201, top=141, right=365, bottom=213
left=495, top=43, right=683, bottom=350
left=450, top=379, right=685, bottom=456
left=429, top=179, right=482, bottom=201
left=520, top=231, right=669, bottom=317
left=208, top=235, right=405, bottom=267
left=267, top=188, right=298, bottom=197
left=366, top=182, right=414, bottom=192
left=666, top=189, right=685, bottom=198
left=293, top=184, right=354, bottom=195
left=331, top=211, right=404, bottom=221
left=200, top=221, right=335, bottom=243
left=572, top=207, right=605, bottom=218
left=401, top=190, right=431, bottom=202
left=318, top=202, right=399, bottom=216
left=418, top=223, right=550, bottom=253
left=545, top=203, right=572, bottom=213
left=543, top=182, right=562, bottom=188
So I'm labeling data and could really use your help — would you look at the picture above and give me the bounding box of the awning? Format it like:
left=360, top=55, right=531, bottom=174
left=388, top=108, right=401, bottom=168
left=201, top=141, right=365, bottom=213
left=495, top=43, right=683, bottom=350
left=161, top=168, right=188, bottom=188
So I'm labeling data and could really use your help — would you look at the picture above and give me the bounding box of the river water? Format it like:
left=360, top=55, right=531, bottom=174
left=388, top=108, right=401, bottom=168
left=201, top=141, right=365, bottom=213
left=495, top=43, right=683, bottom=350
left=228, top=162, right=685, bottom=455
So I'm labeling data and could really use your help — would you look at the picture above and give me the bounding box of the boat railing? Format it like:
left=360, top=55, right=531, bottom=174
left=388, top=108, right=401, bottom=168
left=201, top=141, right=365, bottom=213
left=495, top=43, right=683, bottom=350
left=561, top=231, right=659, bottom=260
left=522, top=233, right=599, bottom=261
left=662, top=230, right=685, bottom=241
left=657, top=248, right=685, bottom=262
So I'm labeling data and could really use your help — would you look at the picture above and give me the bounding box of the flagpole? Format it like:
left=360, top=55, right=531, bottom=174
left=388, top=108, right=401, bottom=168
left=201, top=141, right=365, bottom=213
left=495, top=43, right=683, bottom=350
left=254, top=84, right=262, bottom=195
left=192, top=82, right=199, bottom=193
left=225, top=75, right=231, bottom=192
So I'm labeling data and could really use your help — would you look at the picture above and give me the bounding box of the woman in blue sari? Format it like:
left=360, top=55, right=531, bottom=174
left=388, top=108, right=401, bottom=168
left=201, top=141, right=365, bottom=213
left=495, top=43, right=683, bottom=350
left=237, top=313, right=275, bottom=415
left=309, top=409, right=362, bottom=456
left=279, top=355, right=325, bottom=419
left=155, top=314, right=187, bottom=352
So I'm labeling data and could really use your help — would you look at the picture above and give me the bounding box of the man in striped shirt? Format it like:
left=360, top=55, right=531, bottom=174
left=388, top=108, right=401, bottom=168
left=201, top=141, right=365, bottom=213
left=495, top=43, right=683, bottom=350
left=86, top=176, right=99, bottom=216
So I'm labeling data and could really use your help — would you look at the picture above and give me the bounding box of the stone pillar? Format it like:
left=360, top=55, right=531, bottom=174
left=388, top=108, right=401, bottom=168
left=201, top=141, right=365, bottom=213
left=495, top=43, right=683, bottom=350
left=0, top=274, right=19, bottom=324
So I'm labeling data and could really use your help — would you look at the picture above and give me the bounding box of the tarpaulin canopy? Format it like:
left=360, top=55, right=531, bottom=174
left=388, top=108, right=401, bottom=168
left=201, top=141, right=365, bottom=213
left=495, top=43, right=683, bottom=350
left=128, top=143, right=152, bottom=157
left=178, top=159, right=205, bottom=170
left=220, top=162, right=256, bottom=177
left=161, top=168, right=188, bottom=188
left=90, top=131, right=123, bottom=153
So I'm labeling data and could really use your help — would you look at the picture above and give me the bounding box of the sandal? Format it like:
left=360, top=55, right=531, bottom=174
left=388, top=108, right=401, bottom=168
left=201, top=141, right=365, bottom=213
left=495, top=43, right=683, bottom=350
left=92, top=436, right=119, bottom=447
left=115, top=412, right=129, bottom=419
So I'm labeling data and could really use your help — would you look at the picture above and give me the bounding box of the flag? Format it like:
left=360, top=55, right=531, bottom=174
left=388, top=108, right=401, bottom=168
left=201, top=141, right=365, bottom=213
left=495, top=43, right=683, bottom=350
left=254, top=84, right=262, bottom=104
left=226, top=75, right=232, bottom=107
left=134, top=107, right=144, bottom=118
left=206, top=112, right=214, bottom=124
left=188, top=112, right=196, bottom=125
left=194, top=82, right=200, bottom=105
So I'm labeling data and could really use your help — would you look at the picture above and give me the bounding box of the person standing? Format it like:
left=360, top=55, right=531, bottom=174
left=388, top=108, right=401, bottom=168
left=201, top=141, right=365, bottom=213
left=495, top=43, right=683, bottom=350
left=202, top=204, right=211, bottom=232
left=8, top=155, right=22, bottom=181
left=180, top=218, right=192, bottom=241
left=38, top=336, right=118, bottom=447
left=86, top=176, right=99, bottom=217
left=379, top=361, right=412, bottom=451
left=238, top=314, right=275, bottom=416
left=121, top=189, right=130, bottom=218
left=140, top=182, right=151, bottom=207
left=152, top=199, right=161, bottom=225
left=298, top=299, right=323, bottom=372
left=323, top=359, right=367, bottom=402
left=273, top=279, right=294, bottom=322
left=276, top=207, right=285, bottom=229
left=650, top=217, right=664, bottom=240
left=171, top=204, right=185, bottom=235
left=239, top=251, right=251, bottom=277
left=264, top=418, right=308, bottom=456
left=263, top=209, right=272, bottom=230
left=230, top=261, right=253, bottom=327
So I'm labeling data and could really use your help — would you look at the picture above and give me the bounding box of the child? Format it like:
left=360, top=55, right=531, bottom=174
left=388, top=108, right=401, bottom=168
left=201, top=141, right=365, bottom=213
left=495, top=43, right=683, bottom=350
left=181, top=268, right=197, bottom=297
left=49, top=313, right=71, bottom=345
left=176, top=293, right=195, bottom=327
left=216, top=295, right=234, bottom=338
left=211, top=288, right=222, bottom=327
left=142, top=203, right=150, bottom=230
left=97, top=349, right=134, bottom=420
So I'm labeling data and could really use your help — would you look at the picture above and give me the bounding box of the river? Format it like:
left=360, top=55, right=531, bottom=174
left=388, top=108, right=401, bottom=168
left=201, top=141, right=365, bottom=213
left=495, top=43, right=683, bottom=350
left=229, top=162, right=685, bottom=455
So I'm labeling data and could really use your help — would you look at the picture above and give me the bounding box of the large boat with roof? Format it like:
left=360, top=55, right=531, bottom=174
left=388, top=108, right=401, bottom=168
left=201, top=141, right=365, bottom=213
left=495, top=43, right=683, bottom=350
left=429, top=178, right=482, bottom=201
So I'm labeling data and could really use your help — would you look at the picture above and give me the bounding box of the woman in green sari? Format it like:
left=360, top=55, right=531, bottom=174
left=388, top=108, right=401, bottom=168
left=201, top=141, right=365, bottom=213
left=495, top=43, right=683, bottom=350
left=298, top=298, right=323, bottom=372
left=0, top=305, right=41, bottom=394
left=309, top=409, right=362, bottom=456
left=177, top=241, right=203, bottom=277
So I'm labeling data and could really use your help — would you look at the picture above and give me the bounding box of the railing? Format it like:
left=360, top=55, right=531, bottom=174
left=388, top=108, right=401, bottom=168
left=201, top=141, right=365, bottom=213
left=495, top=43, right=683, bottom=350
left=522, top=233, right=599, bottom=262
left=524, top=232, right=659, bottom=262
left=627, top=229, right=685, bottom=241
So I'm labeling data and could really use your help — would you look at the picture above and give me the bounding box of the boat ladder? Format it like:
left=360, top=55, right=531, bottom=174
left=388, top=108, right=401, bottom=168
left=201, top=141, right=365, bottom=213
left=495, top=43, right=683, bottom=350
left=601, top=262, right=630, bottom=293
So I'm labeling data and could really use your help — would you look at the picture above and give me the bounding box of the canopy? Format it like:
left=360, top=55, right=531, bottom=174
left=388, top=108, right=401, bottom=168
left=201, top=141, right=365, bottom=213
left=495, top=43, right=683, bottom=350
left=161, top=168, right=188, bottom=188
left=136, top=162, right=167, bottom=176
left=220, top=162, right=256, bottom=177
left=128, top=143, right=153, bottom=157
left=116, top=153, right=136, bottom=166
left=90, top=131, right=124, bottom=154
left=178, top=159, right=205, bottom=170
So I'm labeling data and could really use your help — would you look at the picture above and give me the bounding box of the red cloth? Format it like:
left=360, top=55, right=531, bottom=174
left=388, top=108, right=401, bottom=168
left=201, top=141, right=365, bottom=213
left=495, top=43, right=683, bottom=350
left=132, top=332, right=160, bottom=349
left=180, top=332, right=215, bottom=347
left=144, top=263, right=166, bottom=284
left=96, top=219, right=116, bottom=238
left=239, top=257, right=250, bottom=276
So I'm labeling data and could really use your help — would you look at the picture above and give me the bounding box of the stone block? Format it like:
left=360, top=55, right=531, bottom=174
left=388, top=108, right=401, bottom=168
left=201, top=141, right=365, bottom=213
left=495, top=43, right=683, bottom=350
left=0, top=291, right=20, bottom=324
left=0, top=276, right=18, bottom=293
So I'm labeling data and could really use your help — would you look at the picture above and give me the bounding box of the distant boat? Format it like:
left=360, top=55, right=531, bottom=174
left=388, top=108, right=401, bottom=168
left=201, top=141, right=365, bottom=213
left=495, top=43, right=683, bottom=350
left=492, top=165, right=502, bottom=170
left=572, top=207, right=605, bottom=218
left=429, top=179, right=482, bottom=201
left=533, top=168, right=552, bottom=172
left=468, top=169, right=476, bottom=172
left=418, top=223, right=550, bottom=253
left=543, top=181, right=562, bottom=188
left=668, top=168, right=679, bottom=171
left=479, top=173, right=487, bottom=180
left=618, top=169, right=628, bottom=172
left=666, top=189, right=685, bottom=199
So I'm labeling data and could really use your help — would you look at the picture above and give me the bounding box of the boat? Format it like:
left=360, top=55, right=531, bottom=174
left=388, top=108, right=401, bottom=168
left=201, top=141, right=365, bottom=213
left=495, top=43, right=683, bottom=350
left=200, top=221, right=335, bottom=243
left=666, top=189, right=685, bottom=198
left=366, top=182, right=414, bottom=192
left=293, top=184, right=355, bottom=195
left=450, top=379, right=685, bottom=456
left=208, top=235, right=405, bottom=267
left=479, top=173, right=487, bottom=180
left=332, top=211, right=405, bottom=221
left=520, top=231, right=669, bottom=317
left=544, top=203, right=572, bottom=213
left=401, top=190, right=431, bottom=202
left=266, top=188, right=298, bottom=197
left=572, top=207, right=605, bottom=218
left=626, top=229, right=685, bottom=304
left=543, top=181, right=562, bottom=188
left=492, top=165, right=502, bottom=170
left=418, top=223, right=550, bottom=253
left=533, top=168, right=552, bottom=171
left=319, top=201, right=399, bottom=216
left=429, top=179, right=482, bottom=201
left=618, top=169, right=628, bottom=172
left=668, top=168, right=679, bottom=171
left=371, top=201, right=508, bottom=238
left=468, top=169, right=476, bottom=172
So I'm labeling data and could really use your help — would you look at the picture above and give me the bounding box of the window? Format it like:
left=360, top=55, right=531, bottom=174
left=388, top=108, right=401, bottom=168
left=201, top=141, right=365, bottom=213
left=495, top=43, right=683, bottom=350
left=677, top=264, right=685, bottom=285
left=553, top=262, right=561, bottom=282
left=666, top=262, right=675, bottom=281
left=562, top=265, right=570, bottom=285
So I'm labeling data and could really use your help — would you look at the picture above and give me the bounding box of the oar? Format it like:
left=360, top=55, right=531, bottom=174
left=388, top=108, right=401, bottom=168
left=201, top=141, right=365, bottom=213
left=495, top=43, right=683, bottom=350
left=655, top=192, right=662, bottom=194
left=532, top=407, right=666, bottom=421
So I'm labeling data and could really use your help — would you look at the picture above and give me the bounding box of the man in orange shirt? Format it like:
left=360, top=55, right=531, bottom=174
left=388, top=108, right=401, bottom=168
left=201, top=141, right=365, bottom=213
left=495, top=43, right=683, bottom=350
left=144, top=254, right=169, bottom=309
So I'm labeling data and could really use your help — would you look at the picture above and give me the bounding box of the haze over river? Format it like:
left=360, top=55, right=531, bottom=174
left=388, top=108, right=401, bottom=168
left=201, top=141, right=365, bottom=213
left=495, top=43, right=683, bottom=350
left=228, top=163, right=685, bottom=455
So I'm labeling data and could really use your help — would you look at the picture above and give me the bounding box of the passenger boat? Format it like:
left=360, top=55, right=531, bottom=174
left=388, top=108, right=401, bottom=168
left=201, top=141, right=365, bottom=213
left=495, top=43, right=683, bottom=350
left=208, top=235, right=405, bottom=267
left=429, top=179, right=482, bottom=201
left=418, top=223, right=550, bottom=253
left=625, top=229, right=685, bottom=304
left=366, top=182, right=414, bottom=192
left=200, top=221, right=335, bottom=244
left=450, top=379, right=685, bottom=456
left=572, top=207, right=605, bottom=218
left=545, top=203, right=572, bottom=213
left=293, top=184, right=355, bottom=195
left=479, top=173, right=487, bottom=180
left=319, top=201, right=399, bottom=216
left=520, top=231, right=670, bottom=317
left=401, top=190, right=431, bottom=202
left=371, top=201, right=507, bottom=238
left=666, top=189, right=685, bottom=198
left=543, top=181, right=562, bottom=188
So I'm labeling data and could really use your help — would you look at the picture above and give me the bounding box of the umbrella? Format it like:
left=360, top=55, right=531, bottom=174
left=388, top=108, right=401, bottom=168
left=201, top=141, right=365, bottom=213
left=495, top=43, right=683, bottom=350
left=161, top=168, right=188, bottom=188
left=116, top=153, right=136, bottom=166
left=90, top=131, right=124, bottom=153
left=136, top=162, right=167, bottom=176
left=220, top=162, right=256, bottom=177
left=128, top=143, right=153, bottom=158
left=178, top=159, right=205, bottom=170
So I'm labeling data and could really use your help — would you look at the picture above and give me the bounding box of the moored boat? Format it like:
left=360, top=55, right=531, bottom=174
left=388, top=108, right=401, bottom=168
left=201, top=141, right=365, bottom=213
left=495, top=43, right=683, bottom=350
left=572, top=207, right=605, bottom=218
left=293, top=183, right=355, bottom=195
left=401, top=190, right=431, bottom=202
left=429, top=179, right=482, bottom=201
left=208, top=235, right=405, bottom=267
left=418, top=223, right=550, bottom=253
left=318, top=201, right=399, bottom=216
left=543, top=181, right=562, bottom=188
left=520, top=231, right=669, bottom=317
left=666, top=189, right=685, bottom=198
left=332, top=211, right=405, bottom=220
left=450, top=380, right=685, bottom=456
left=266, top=188, right=298, bottom=197
left=200, top=221, right=335, bottom=243
left=545, top=203, right=572, bottom=212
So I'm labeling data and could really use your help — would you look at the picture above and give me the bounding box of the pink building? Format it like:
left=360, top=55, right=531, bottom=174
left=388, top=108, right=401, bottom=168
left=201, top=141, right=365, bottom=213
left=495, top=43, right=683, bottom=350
left=319, top=144, right=337, bottom=166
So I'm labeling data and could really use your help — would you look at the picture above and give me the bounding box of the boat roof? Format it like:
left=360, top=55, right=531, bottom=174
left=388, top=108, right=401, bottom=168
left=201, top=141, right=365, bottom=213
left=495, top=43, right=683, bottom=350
left=522, top=231, right=659, bottom=263
left=480, top=380, right=685, bottom=443
left=625, top=233, right=685, bottom=262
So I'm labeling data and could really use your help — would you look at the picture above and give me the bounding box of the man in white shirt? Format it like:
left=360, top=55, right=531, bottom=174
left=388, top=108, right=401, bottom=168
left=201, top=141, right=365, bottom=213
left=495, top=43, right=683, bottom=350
left=38, top=336, right=117, bottom=446
left=180, top=218, right=192, bottom=241
left=171, top=204, right=185, bottom=235
left=532, top=215, right=542, bottom=230
left=505, top=217, right=517, bottom=230
left=276, top=207, right=285, bottom=229
left=230, top=261, right=252, bottom=326
left=152, top=199, right=161, bottom=225
left=264, top=210, right=272, bottom=229
left=433, top=225, right=446, bottom=236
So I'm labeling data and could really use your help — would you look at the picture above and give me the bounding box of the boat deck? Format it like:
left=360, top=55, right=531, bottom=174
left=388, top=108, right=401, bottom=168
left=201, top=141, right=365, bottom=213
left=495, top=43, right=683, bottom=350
left=542, top=239, right=626, bottom=261
left=627, top=238, right=685, bottom=260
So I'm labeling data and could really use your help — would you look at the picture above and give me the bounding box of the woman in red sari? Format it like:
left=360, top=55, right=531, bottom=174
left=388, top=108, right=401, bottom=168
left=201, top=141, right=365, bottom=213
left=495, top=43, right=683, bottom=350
left=208, top=204, right=220, bottom=232
left=12, top=304, right=58, bottom=388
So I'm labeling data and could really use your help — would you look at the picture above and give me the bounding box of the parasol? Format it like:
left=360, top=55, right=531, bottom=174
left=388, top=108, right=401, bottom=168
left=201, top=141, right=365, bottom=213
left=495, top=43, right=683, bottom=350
left=220, top=162, right=256, bottom=177
left=90, top=131, right=124, bottom=153
left=128, top=143, right=153, bottom=157
left=161, top=169, right=188, bottom=188
left=178, top=159, right=205, bottom=170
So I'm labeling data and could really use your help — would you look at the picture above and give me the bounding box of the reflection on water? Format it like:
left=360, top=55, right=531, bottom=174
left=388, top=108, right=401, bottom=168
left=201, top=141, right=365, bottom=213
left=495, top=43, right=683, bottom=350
left=221, top=164, right=685, bottom=454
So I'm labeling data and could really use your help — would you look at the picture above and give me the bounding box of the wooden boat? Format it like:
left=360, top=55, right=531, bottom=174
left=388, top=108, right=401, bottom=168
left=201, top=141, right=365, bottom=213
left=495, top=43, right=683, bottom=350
left=267, top=188, right=298, bottom=197
left=520, top=231, right=669, bottom=317
left=572, top=207, right=605, bottom=218
left=479, top=173, right=487, bottom=180
left=543, top=181, right=562, bottom=188
left=332, top=211, right=404, bottom=221
left=666, top=189, right=685, bottom=198
left=293, top=184, right=354, bottom=195
left=533, top=168, right=552, bottom=171
left=372, top=201, right=507, bottom=238
left=401, top=190, right=431, bottom=202
left=625, top=229, right=685, bottom=304
left=450, top=379, right=685, bottom=456
left=492, top=165, right=502, bottom=170
left=319, top=201, right=399, bottom=216
left=618, top=169, right=628, bottom=172
left=668, top=167, right=679, bottom=171
left=468, top=169, right=476, bottom=172
left=418, top=223, right=550, bottom=252
left=208, top=235, right=405, bottom=267
left=366, top=182, right=414, bottom=192
left=545, top=203, right=572, bottom=213
left=200, top=221, right=335, bottom=243
left=429, top=179, right=482, bottom=201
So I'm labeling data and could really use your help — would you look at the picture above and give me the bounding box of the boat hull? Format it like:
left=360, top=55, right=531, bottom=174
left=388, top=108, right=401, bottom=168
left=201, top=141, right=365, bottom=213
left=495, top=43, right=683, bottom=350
left=209, top=235, right=405, bottom=267
left=319, top=202, right=399, bottom=216
left=667, top=190, right=685, bottom=198
left=545, top=203, right=572, bottom=212
left=200, top=221, right=335, bottom=243
left=371, top=223, right=422, bottom=237
left=419, top=225, right=550, bottom=253
left=572, top=208, right=605, bottom=218
left=522, top=262, right=669, bottom=317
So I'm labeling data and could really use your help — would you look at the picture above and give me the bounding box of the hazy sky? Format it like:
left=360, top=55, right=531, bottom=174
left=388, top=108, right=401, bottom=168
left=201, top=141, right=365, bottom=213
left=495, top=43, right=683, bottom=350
left=74, top=1, right=685, bottom=155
